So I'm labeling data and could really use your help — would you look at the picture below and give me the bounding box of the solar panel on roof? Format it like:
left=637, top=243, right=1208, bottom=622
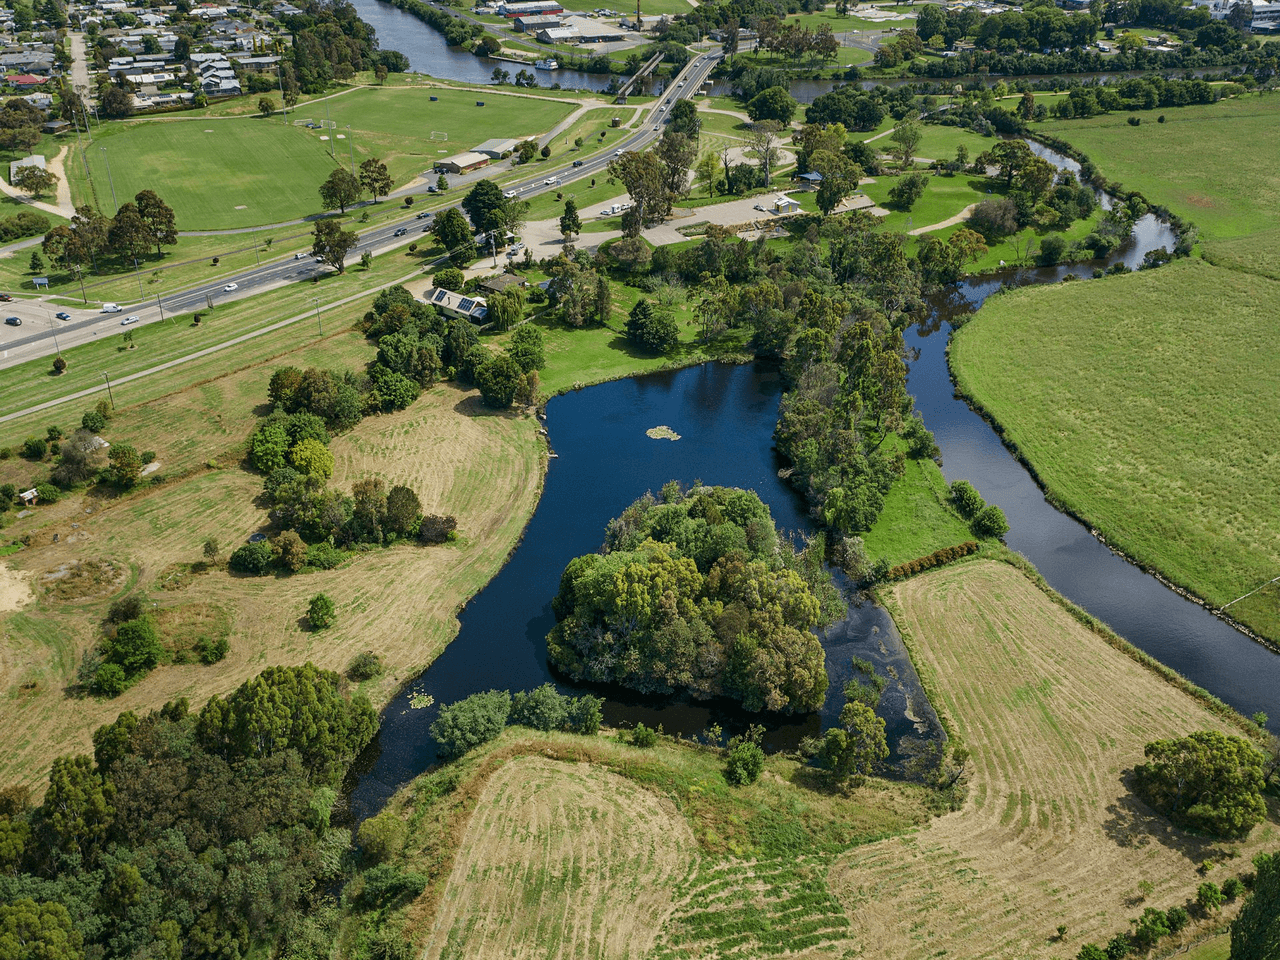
left=433, top=289, right=447, bottom=303
left=457, top=298, right=475, bottom=312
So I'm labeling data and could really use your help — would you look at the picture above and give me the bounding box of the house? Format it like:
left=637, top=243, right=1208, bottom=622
left=514, top=14, right=561, bottom=31
left=9, top=154, right=44, bottom=184
left=4, top=73, right=49, bottom=89
left=229, top=54, right=282, bottom=72
left=480, top=273, right=527, bottom=295
left=0, top=52, right=55, bottom=75
left=424, top=287, right=488, bottom=323
left=794, top=170, right=823, bottom=190
left=42, top=118, right=68, bottom=134
left=472, top=137, right=519, bottom=158
left=771, top=194, right=801, bottom=214
left=22, top=91, right=53, bottom=111
left=435, top=151, right=490, bottom=174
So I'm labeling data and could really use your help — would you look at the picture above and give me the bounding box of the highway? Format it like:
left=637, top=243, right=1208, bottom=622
left=0, top=51, right=721, bottom=373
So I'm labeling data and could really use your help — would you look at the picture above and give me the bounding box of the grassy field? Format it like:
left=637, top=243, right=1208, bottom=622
left=65, top=87, right=577, bottom=230
left=829, top=560, right=1274, bottom=959
left=861, top=452, right=975, bottom=565
left=376, top=728, right=932, bottom=957
left=950, top=259, right=1280, bottom=643
left=1040, top=94, right=1280, bottom=272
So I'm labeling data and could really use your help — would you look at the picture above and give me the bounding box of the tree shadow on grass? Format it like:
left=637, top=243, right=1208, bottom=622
left=452, top=392, right=524, bottom=420
left=1101, top=771, right=1229, bottom=864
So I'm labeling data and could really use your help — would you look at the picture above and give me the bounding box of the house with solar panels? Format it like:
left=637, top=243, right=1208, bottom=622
left=426, top=287, right=489, bottom=324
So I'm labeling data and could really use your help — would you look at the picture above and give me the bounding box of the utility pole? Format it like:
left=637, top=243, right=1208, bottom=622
left=132, top=257, right=144, bottom=297
left=312, top=297, right=322, bottom=335
left=278, top=62, right=287, bottom=125
left=325, top=100, right=335, bottom=159
left=347, top=124, right=354, bottom=176
left=102, top=371, right=115, bottom=409
left=156, top=287, right=167, bottom=324
left=75, top=264, right=87, bottom=303
left=100, top=146, right=118, bottom=213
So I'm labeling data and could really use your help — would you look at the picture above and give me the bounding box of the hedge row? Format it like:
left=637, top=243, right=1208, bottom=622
left=888, top=541, right=979, bottom=581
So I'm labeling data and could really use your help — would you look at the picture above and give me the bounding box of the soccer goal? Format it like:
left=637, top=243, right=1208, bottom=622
left=317, top=119, right=337, bottom=130
left=292, top=118, right=312, bottom=126
left=430, top=130, right=449, bottom=141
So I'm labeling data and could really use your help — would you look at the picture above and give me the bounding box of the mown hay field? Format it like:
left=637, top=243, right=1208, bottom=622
left=0, top=356, right=541, bottom=789
left=828, top=561, right=1276, bottom=959
left=949, top=259, right=1280, bottom=643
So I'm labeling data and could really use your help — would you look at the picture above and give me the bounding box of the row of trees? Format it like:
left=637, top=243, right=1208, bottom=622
left=548, top=485, right=840, bottom=713
left=429, top=685, right=604, bottom=758
left=43, top=192, right=178, bottom=272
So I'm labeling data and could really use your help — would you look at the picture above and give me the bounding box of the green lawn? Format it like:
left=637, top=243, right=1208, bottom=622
left=862, top=451, right=976, bottom=565
left=862, top=172, right=992, bottom=232
left=65, top=88, right=577, bottom=230
left=950, top=258, right=1280, bottom=644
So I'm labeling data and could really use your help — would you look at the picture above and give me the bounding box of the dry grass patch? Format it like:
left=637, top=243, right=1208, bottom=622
left=0, top=384, right=541, bottom=790
left=827, top=561, right=1277, bottom=960
left=423, top=755, right=695, bottom=960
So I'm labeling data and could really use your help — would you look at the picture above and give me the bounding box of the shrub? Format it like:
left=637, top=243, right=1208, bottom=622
left=196, top=635, right=229, bottom=664
left=1105, top=933, right=1132, bottom=959
left=52, top=355, right=66, bottom=374
left=104, top=618, right=163, bottom=675
left=1197, top=881, right=1223, bottom=913
left=972, top=504, right=1009, bottom=539
left=357, top=811, right=407, bottom=865
left=887, top=171, right=929, bottom=209
left=429, top=690, right=512, bottom=758
left=725, top=740, right=766, bottom=785
left=357, top=863, right=428, bottom=908
left=308, top=592, right=336, bottom=629
left=34, top=483, right=59, bottom=504
left=1222, top=876, right=1243, bottom=901
left=509, top=683, right=569, bottom=731
left=21, top=436, right=46, bottom=460
left=93, top=662, right=129, bottom=697
left=1165, top=906, right=1189, bottom=933
left=419, top=514, right=457, bottom=544
left=304, top=541, right=346, bottom=570
left=1077, top=945, right=1107, bottom=960
left=630, top=722, right=658, bottom=748
left=274, top=530, right=307, bottom=572
left=1131, top=908, right=1169, bottom=951
left=347, top=651, right=384, bottom=681
left=566, top=694, right=603, bottom=735
left=107, top=595, right=145, bottom=624
left=949, top=479, right=985, bottom=517
left=229, top=541, right=275, bottom=575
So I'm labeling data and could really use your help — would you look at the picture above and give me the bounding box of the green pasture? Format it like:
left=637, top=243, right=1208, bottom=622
left=951, top=258, right=1280, bottom=644
left=863, top=448, right=976, bottom=564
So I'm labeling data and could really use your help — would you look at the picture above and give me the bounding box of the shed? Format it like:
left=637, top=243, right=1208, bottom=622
left=435, top=151, right=490, bottom=174
left=18, top=488, right=37, bottom=505
left=772, top=194, right=801, bottom=214
left=536, top=26, right=578, bottom=42
left=480, top=273, right=527, bottom=295
left=473, top=137, right=519, bottom=158
left=8, top=153, right=44, bottom=184
left=794, top=170, right=823, bottom=190
left=42, top=118, right=69, bottom=134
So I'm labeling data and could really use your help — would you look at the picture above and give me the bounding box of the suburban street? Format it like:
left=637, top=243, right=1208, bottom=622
left=0, top=51, right=721, bottom=372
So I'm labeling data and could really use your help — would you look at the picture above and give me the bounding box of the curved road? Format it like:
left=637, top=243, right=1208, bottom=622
left=0, top=51, right=720, bottom=377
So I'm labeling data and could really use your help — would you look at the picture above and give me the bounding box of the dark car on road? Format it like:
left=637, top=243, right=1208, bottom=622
left=4, top=316, right=20, bottom=326
left=55, top=311, right=71, bottom=320
left=572, top=159, right=584, bottom=167
left=0, top=294, right=12, bottom=303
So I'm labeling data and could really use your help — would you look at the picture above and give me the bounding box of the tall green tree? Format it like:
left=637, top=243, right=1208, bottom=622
left=431, top=207, right=475, bottom=264
left=559, top=197, right=581, bottom=239
left=1231, top=853, right=1280, bottom=960
left=1134, top=730, right=1266, bottom=838
left=134, top=190, right=178, bottom=254
left=34, top=755, right=115, bottom=865
left=461, top=179, right=507, bottom=234
left=311, top=219, right=358, bottom=273
left=318, top=167, right=361, bottom=213
left=0, top=899, right=83, bottom=960
left=106, top=203, right=149, bottom=260
left=817, top=700, right=888, bottom=783
left=358, top=157, right=392, bottom=202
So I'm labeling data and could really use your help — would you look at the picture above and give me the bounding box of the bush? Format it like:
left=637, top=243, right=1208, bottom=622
left=104, top=618, right=163, bottom=675
left=476, top=353, right=523, bottom=408
left=1198, top=881, right=1223, bottom=913
left=308, top=592, right=336, bottom=629
left=1037, top=235, right=1067, bottom=266
left=107, top=594, right=145, bottom=624
left=509, top=683, right=569, bottom=731
left=419, top=514, right=457, bottom=545
left=725, top=740, right=766, bottom=785
left=21, top=436, right=46, bottom=460
left=357, top=863, right=428, bottom=908
left=949, top=479, right=985, bottom=517
left=274, top=530, right=307, bottom=572
left=229, top=541, right=275, bottom=575
left=303, top=541, right=345, bottom=570
left=1222, top=876, right=1243, bottom=901
left=1165, top=906, right=1189, bottom=933
left=347, top=651, right=384, bottom=681
left=93, top=662, right=129, bottom=697
left=79, top=408, right=105, bottom=433
left=34, top=483, right=59, bottom=504
left=630, top=723, right=659, bottom=748
left=1077, top=945, right=1107, bottom=960
left=1131, top=907, right=1169, bottom=951
left=357, top=811, right=407, bottom=865
left=429, top=689, right=512, bottom=758
left=1105, top=933, right=1132, bottom=959
left=972, top=504, right=1009, bottom=539
left=196, top=635, right=229, bottom=664
left=887, top=171, right=929, bottom=209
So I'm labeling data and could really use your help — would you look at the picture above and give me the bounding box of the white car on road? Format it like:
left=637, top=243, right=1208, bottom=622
left=121, top=315, right=140, bottom=326
left=224, top=282, right=238, bottom=292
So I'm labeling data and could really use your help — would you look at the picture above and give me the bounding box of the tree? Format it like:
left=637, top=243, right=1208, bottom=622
left=655, top=130, right=697, bottom=201
left=385, top=484, right=421, bottom=538
left=108, top=443, right=143, bottom=487
left=375, top=63, right=389, bottom=84
left=12, top=165, right=57, bottom=200
left=668, top=98, right=702, bottom=139
left=107, top=202, right=150, bottom=260
left=818, top=700, right=888, bottom=783
left=608, top=150, right=673, bottom=236
left=134, top=190, right=178, bottom=254
left=1231, top=852, right=1280, bottom=960
left=432, top=266, right=465, bottom=290
left=312, top=219, right=358, bottom=273
left=432, top=207, right=476, bottom=264
left=508, top=324, right=544, bottom=372
left=308, top=593, right=336, bottom=629
left=203, top=537, right=220, bottom=562
left=972, top=504, right=1009, bottom=538
left=888, top=171, right=929, bottom=209
left=476, top=354, right=522, bottom=408
left=0, top=898, right=83, bottom=960
left=461, top=179, right=507, bottom=234
left=694, top=151, right=721, bottom=197
left=485, top=287, right=524, bottom=333
left=318, top=167, right=361, bottom=214
left=358, top=158, right=392, bottom=202
left=436, top=174, right=448, bottom=192
left=36, top=755, right=114, bottom=865
left=810, top=149, right=860, bottom=216
left=52, top=355, right=66, bottom=375
left=258, top=96, right=275, bottom=118
left=429, top=690, right=511, bottom=757
left=745, top=120, right=783, bottom=184
left=747, top=85, right=798, bottom=125
left=559, top=197, right=581, bottom=239
left=229, top=541, right=274, bottom=575
left=625, top=298, right=679, bottom=353
left=101, top=86, right=133, bottom=118
left=275, top=529, right=307, bottom=571
left=290, top=437, right=334, bottom=479
left=725, top=732, right=766, bottom=785
left=104, top=618, right=163, bottom=675
left=1134, top=730, right=1267, bottom=838
left=889, top=118, right=922, bottom=168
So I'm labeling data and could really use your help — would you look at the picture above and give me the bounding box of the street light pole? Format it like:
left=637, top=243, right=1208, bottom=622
left=75, top=264, right=87, bottom=303
left=100, top=146, right=118, bottom=213
left=102, top=372, right=115, bottom=409
left=347, top=124, right=354, bottom=177
left=132, top=257, right=143, bottom=297
left=156, top=289, right=167, bottom=324
left=312, top=297, right=322, bottom=335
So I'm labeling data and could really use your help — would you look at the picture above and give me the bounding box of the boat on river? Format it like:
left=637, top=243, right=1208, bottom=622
left=535, top=58, right=559, bottom=70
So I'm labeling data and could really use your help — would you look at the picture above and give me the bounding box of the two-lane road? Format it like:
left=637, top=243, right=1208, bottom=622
left=0, top=52, right=721, bottom=373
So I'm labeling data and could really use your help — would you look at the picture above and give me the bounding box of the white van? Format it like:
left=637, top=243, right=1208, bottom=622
left=101, top=303, right=122, bottom=313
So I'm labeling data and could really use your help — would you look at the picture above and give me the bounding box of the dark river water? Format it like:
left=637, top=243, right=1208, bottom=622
left=343, top=136, right=1280, bottom=820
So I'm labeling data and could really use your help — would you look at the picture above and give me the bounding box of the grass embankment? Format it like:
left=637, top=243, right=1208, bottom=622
left=63, top=87, right=577, bottom=230
left=829, top=559, right=1274, bottom=959
left=368, top=728, right=933, bottom=959
left=950, top=259, right=1280, bottom=643
left=1039, top=94, right=1280, bottom=278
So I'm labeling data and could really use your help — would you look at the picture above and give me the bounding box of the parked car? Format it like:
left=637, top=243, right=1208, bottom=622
left=101, top=303, right=122, bottom=313
left=55, top=311, right=71, bottom=320
left=224, top=282, right=238, bottom=292
left=121, top=315, right=139, bottom=326
left=3, top=316, right=19, bottom=326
